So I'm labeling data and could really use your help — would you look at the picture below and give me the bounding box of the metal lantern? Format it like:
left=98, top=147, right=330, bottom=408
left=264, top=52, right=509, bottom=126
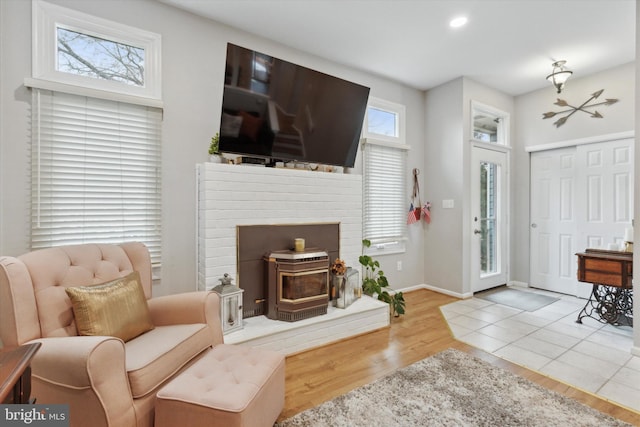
left=212, top=273, right=244, bottom=334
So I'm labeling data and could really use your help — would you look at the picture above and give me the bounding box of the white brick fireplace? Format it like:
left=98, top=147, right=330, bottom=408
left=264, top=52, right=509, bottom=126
left=196, top=162, right=363, bottom=291
left=196, top=162, right=389, bottom=354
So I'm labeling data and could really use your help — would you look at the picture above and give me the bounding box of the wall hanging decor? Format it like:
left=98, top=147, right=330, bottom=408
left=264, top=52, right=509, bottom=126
left=542, top=89, right=618, bottom=128
left=407, top=168, right=431, bottom=225
left=407, top=168, right=421, bottom=225
left=422, top=201, right=431, bottom=224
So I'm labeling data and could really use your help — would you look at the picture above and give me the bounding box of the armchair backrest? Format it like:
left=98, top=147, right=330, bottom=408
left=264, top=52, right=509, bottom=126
left=0, top=242, right=152, bottom=347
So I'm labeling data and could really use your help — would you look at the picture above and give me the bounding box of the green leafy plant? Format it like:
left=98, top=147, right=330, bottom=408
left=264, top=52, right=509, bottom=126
left=208, top=132, right=220, bottom=155
left=359, top=239, right=406, bottom=317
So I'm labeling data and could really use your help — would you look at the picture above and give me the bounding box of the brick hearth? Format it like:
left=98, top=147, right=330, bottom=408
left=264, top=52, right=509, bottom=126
left=224, top=295, right=390, bottom=355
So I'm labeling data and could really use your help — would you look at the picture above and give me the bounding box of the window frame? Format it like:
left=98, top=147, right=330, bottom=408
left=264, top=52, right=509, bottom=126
left=32, top=0, right=162, bottom=102
left=28, top=2, right=163, bottom=276
left=362, top=97, right=409, bottom=256
left=470, top=100, right=510, bottom=146
left=363, top=97, right=406, bottom=143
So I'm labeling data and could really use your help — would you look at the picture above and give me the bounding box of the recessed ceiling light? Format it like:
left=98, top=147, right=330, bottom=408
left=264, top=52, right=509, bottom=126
left=450, top=16, right=468, bottom=28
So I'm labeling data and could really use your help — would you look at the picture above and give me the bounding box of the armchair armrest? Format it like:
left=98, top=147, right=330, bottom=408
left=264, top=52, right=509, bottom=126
left=28, top=336, right=135, bottom=427
left=147, top=291, right=223, bottom=344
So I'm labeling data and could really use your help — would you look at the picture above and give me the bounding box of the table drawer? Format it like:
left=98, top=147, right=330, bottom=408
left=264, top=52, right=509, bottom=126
left=577, top=251, right=632, bottom=288
left=581, top=270, right=624, bottom=287
left=583, top=258, right=628, bottom=274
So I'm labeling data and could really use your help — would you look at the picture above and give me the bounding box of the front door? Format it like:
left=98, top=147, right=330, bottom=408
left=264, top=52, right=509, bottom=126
left=471, top=146, right=508, bottom=292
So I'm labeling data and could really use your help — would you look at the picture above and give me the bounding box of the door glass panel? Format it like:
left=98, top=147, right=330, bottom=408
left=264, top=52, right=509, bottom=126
left=473, top=116, right=498, bottom=143
left=480, top=161, right=499, bottom=275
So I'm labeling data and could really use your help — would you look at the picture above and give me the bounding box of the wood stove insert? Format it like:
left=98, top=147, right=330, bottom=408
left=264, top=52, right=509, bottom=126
left=264, top=248, right=329, bottom=322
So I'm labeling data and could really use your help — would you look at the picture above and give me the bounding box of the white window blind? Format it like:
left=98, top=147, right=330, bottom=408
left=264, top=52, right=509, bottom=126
left=363, top=140, right=407, bottom=244
left=31, top=89, right=162, bottom=264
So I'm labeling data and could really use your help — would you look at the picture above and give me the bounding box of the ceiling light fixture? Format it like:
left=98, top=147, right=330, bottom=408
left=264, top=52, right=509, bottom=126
left=546, top=60, right=573, bottom=94
left=449, top=16, right=468, bottom=28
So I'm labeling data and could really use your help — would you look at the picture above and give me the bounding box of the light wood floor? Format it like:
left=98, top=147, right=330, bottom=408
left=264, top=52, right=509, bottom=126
left=279, top=288, right=640, bottom=424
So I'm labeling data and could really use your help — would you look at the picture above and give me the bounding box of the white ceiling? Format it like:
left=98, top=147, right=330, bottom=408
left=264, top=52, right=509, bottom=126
left=159, top=0, right=636, bottom=96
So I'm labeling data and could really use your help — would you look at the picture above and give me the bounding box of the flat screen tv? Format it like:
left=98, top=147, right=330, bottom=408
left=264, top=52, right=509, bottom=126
left=219, top=43, right=370, bottom=168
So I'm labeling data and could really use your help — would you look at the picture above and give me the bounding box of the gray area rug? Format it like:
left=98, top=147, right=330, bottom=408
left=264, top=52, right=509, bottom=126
left=476, top=287, right=559, bottom=312
left=275, top=348, right=631, bottom=427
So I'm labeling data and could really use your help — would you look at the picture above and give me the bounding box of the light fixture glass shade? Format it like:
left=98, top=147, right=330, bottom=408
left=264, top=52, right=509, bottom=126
left=546, top=60, right=573, bottom=93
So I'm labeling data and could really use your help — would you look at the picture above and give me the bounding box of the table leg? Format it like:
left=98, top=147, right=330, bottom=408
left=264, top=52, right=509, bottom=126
left=576, top=284, right=633, bottom=326
left=576, top=284, right=600, bottom=324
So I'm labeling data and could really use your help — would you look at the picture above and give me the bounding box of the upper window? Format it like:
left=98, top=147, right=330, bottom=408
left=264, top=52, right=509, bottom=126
left=32, top=0, right=161, bottom=101
left=366, top=107, right=399, bottom=138
left=363, top=98, right=405, bottom=142
left=362, top=98, right=409, bottom=256
left=471, top=101, right=510, bottom=146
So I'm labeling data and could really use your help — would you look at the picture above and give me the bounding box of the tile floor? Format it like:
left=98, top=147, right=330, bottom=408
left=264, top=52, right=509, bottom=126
left=440, top=286, right=640, bottom=413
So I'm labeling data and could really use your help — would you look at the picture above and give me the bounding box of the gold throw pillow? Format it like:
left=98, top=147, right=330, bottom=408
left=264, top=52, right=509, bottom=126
left=65, top=271, right=154, bottom=342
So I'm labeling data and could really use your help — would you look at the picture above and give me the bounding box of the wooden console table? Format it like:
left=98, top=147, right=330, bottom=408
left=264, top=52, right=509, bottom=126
left=576, top=249, right=633, bottom=326
left=0, top=342, right=41, bottom=404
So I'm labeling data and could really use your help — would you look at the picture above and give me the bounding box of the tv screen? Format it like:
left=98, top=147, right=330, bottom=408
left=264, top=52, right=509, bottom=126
left=219, top=43, right=370, bottom=168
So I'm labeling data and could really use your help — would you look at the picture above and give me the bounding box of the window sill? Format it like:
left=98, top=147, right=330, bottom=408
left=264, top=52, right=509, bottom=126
left=364, top=241, right=406, bottom=257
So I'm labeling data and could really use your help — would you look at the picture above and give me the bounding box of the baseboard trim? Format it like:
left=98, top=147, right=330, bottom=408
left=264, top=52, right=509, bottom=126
left=396, top=283, right=472, bottom=300
left=398, top=282, right=537, bottom=299
left=509, top=280, right=529, bottom=288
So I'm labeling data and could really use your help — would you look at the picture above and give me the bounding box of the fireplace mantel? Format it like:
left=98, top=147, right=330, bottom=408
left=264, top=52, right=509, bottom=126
left=196, top=163, right=363, bottom=292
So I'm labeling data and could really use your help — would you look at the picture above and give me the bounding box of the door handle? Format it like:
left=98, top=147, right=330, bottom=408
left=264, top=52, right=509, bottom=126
left=473, top=229, right=482, bottom=235
left=531, top=223, right=537, bottom=228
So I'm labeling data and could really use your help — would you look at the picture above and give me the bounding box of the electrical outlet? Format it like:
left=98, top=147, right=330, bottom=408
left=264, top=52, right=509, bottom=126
left=397, top=261, right=402, bottom=271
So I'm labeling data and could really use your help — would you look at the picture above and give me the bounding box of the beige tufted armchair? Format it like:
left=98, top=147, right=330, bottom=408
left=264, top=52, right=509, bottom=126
left=0, top=242, right=223, bottom=427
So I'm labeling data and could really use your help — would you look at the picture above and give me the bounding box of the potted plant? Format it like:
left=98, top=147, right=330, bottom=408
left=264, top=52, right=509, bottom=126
left=208, top=132, right=222, bottom=163
left=359, top=239, right=406, bottom=317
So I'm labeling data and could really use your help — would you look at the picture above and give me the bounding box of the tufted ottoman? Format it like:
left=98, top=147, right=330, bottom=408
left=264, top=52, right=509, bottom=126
left=154, top=344, right=285, bottom=427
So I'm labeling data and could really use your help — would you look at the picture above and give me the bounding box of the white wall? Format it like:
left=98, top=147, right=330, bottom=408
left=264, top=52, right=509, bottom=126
left=516, top=63, right=634, bottom=148
left=423, top=77, right=515, bottom=297
left=513, top=63, right=635, bottom=284
left=421, top=63, right=635, bottom=298
left=0, top=1, right=32, bottom=256
left=423, top=78, right=465, bottom=295
left=0, top=0, right=426, bottom=296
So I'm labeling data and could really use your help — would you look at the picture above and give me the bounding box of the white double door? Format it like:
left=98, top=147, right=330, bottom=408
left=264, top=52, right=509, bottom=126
left=529, top=138, right=634, bottom=297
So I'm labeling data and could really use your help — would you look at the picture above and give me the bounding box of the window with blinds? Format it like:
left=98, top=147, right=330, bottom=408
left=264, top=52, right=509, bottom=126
left=363, top=140, right=408, bottom=245
left=362, top=98, right=408, bottom=254
left=31, top=89, right=162, bottom=264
